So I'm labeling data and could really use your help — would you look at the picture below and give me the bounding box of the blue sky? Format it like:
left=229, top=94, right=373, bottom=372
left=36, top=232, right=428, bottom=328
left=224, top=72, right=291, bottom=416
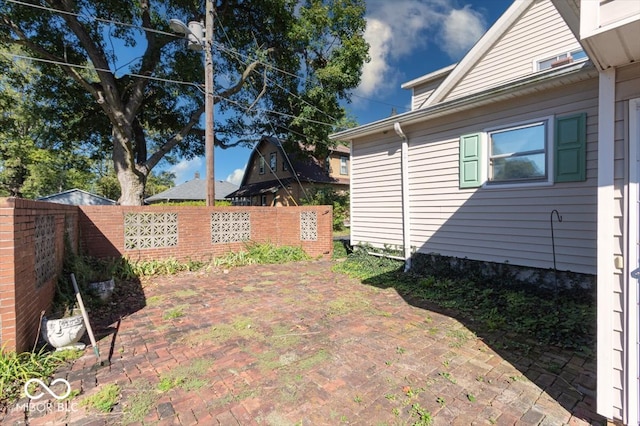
left=167, top=0, right=513, bottom=185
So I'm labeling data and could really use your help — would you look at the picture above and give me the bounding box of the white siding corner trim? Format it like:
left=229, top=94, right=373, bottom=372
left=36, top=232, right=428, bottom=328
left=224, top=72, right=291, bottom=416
left=597, top=68, right=616, bottom=419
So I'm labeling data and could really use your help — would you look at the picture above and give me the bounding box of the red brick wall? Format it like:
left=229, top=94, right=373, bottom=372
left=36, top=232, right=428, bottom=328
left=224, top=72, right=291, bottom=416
left=0, top=198, right=78, bottom=352
left=79, top=205, right=333, bottom=262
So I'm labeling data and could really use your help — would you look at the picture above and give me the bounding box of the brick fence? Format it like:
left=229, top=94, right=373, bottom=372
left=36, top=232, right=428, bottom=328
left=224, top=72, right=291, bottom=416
left=79, top=205, right=333, bottom=261
left=1, top=199, right=332, bottom=352
left=0, top=198, right=79, bottom=353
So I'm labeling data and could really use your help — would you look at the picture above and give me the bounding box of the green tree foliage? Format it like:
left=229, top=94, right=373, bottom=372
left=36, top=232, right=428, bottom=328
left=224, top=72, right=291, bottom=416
left=0, top=0, right=368, bottom=205
left=0, top=50, right=94, bottom=198
left=303, top=186, right=349, bottom=231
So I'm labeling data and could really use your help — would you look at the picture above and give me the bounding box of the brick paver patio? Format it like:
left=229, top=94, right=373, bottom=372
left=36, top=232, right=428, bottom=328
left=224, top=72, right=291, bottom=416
left=3, top=260, right=604, bottom=425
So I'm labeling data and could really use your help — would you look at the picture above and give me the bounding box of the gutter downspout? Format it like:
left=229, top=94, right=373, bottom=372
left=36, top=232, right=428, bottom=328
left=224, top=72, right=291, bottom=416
left=394, top=122, right=412, bottom=272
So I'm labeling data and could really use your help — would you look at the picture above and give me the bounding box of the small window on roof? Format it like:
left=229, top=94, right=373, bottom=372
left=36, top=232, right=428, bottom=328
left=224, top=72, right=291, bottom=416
left=536, top=49, right=586, bottom=71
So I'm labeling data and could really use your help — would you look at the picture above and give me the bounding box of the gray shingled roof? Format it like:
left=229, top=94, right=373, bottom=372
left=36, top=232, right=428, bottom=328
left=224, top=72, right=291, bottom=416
left=38, top=189, right=116, bottom=205
left=145, top=178, right=238, bottom=203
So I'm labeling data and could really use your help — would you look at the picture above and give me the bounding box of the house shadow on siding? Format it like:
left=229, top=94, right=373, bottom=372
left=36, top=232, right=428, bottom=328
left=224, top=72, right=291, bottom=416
left=358, top=257, right=601, bottom=423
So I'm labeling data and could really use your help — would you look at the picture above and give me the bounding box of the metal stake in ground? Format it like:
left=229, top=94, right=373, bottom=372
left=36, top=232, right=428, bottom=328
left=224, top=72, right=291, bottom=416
left=71, top=273, right=100, bottom=363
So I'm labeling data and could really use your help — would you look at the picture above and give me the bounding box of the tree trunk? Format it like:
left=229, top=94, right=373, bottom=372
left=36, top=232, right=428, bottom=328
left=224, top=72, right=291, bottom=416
left=112, top=126, right=146, bottom=205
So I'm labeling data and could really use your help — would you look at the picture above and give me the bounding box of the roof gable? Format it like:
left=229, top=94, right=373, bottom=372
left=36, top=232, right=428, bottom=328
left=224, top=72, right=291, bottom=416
left=425, top=0, right=582, bottom=107
left=239, top=136, right=350, bottom=188
left=38, top=189, right=115, bottom=205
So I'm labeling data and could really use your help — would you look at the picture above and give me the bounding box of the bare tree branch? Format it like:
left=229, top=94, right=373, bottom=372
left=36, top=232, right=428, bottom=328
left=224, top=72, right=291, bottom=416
left=124, top=0, right=171, bottom=122
left=51, top=0, right=123, bottom=115
left=247, top=67, right=268, bottom=111
left=143, top=105, right=204, bottom=172
left=217, top=59, right=264, bottom=100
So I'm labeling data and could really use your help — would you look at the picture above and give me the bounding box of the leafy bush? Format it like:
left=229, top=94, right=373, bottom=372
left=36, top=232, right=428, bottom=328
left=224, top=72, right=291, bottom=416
left=213, top=242, right=310, bottom=268
left=0, top=346, right=69, bottom=408
left=302, top=187, right=349, bottom=231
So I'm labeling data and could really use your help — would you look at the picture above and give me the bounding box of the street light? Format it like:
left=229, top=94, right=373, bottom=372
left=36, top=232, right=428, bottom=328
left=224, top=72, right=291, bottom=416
left=169, top=2, right=215, bottom=206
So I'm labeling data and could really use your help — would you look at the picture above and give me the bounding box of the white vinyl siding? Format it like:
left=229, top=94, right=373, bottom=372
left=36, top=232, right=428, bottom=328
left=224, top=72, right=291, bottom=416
left=609, top=63, right=640, bottom=420
left=350, top=135, right=404, bottom=249
left=411, top=77, right=447, bottom=110
left=445, top=0, right=582, bottom=102
left=350, top=77, right=598, bottom=275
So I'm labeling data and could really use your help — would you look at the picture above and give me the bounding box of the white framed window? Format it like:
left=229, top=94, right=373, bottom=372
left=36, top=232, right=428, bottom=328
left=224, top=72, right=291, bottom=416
left=259, top=157, right=265, bottom=174
left=340, top=156, right=348, bottom=175
left=269, top=152, right=276, bottom=171
left=535, top=48, right=587, bottom=71
left=488, top=119, right=550, bottom=184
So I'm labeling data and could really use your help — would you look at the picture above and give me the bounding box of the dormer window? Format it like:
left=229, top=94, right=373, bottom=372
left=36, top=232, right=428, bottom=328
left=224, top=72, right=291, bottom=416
left=535, top=49, right=587, bottom=71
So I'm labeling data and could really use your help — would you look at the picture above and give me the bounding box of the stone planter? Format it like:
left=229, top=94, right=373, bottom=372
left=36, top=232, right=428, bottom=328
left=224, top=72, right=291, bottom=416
left=88, top=278, right=115, bottom=301
left=41, top=313, right=86, bottom=350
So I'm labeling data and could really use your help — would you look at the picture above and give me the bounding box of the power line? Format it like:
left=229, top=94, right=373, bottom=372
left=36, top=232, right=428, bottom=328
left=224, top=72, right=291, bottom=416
left=5, top=0, right=181, bottom=39
left=0, top=51, right=201, bottom=87
left=217, top=96, right=337, bottom=127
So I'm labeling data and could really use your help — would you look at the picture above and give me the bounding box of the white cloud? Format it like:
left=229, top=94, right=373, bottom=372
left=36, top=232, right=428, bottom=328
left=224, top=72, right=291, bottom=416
left=441, top=6, right=486, bottom=59
left=226, top=167, right=245, bottom=186
left=168, top=157, right=203, bottom=184
left=357, top=0, right=487, bottom=97
left=358, top=0, right=441, bottom=98
left=358, top=18, right=394, bottom=97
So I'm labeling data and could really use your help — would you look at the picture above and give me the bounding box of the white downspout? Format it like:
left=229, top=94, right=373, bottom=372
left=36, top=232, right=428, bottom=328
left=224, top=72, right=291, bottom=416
left=394, top=122, right=412, bottom=272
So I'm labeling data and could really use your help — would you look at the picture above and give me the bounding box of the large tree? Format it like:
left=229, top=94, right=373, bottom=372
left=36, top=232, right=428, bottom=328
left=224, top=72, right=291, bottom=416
left=0, top=47, right=95, bottom=197
left=0, top=0, right=368, bottom=205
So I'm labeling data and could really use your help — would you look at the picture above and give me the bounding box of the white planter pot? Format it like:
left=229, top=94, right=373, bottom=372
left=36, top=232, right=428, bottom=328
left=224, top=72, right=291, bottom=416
left=41, top=314, right=86, bottom=350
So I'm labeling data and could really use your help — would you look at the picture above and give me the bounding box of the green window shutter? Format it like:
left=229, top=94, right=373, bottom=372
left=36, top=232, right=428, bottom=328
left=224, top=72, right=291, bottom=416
left=459, top=133, right=482, bottom=188
left=555, top=113, right=587, bottom=182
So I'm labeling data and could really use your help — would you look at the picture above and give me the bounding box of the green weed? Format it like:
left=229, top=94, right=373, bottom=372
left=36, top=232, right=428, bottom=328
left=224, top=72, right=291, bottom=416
left=157, top=358, right=213, bottom=392
left=122, top=379, right=158, bottom=424
left=162, top=305, right=187, bottom=320
left=80, top=383, right=120, bottom=413
left=439, top=372, right=456, bottom=384
left=410, top=403, right=433, bottom=426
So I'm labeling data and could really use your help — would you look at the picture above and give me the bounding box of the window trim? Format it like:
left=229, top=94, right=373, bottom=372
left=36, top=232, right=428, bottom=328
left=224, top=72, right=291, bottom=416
left=533, top=48, right=588, bottom=72
left=340, top=156, right=349, bottom=175
left=259, top=157, right=265, bottom=174
left=483, top=115, right=554, bottom=189
left=269, top=152, right=277, bottom=171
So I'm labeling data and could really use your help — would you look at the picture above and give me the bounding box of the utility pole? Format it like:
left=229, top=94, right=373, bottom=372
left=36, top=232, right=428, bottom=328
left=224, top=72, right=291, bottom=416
left=204, top=0, right=215, bottom=206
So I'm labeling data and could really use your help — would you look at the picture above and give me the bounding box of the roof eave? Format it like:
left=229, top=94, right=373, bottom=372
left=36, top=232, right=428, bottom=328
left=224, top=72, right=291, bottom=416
left=400, top=63, right=457, bottom=89
left=330, top=61, right=596, bottom=142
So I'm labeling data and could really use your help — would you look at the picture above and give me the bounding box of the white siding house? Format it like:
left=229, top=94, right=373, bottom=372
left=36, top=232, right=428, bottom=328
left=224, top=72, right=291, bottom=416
left=331, top=0, right=640, bottom=424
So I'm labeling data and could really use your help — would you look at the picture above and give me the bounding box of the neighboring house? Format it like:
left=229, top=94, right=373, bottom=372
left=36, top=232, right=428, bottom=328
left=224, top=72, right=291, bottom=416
left=330, top=0, right=639, bottom=424
left=37, top=188, right=116, bottom=205
left=227, top=136, right=350, bottom=206
left=145, top=174, right=238, bottom=204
